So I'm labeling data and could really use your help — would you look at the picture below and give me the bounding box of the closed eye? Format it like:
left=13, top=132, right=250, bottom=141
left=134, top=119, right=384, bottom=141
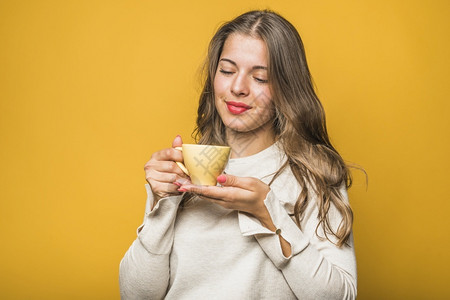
left=219, top=69, right=234, bottom=75
left=254, top=77, right=268, bottom=84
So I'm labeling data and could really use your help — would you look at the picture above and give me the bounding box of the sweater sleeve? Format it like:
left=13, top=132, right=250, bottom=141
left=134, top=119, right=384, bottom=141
left=238, top=186, right=357, bottom=300
left=119, top=184, right=182, bottom=300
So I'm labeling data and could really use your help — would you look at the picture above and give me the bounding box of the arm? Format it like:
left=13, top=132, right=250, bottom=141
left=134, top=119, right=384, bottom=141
left=119, top=185, right=182, bottom=299
left=120, top=135, right=189, bottom=299
left=243, top=188, right=357, bottom=300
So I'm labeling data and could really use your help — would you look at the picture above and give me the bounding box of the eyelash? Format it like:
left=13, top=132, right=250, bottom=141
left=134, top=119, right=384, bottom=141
left=254, top=77, right=268, bottom=84
left=219, top=69, right=233, bottom=75
left=219, top=69, right=268, bottom=84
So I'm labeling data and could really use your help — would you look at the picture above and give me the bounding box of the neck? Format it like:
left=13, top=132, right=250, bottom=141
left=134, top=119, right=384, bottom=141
left=226, top=123, right=276, bottom=158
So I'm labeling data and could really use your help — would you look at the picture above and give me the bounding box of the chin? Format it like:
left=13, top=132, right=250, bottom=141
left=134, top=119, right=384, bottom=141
left=223, top=118, right=263, bottom=134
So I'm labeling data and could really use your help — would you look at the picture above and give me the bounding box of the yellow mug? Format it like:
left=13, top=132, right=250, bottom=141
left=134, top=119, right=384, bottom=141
left=175, top=144, right=231, bottom=186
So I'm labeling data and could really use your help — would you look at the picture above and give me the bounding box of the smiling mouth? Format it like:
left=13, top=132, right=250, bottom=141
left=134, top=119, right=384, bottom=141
left=225, top=101, right=252, bottom=115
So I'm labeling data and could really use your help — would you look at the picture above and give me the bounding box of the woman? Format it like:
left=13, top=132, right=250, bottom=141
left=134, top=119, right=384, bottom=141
left=120, top=10, right=357, bottom=299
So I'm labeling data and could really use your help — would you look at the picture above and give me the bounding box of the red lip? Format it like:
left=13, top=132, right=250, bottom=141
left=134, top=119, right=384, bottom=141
left=226, top=101, right=252, bottom=108
left=225, top=101, right=252, bottom=115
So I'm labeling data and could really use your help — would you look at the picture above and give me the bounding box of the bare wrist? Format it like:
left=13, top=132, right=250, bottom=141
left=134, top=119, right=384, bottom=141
left=254, top=207, right=276, bottom=232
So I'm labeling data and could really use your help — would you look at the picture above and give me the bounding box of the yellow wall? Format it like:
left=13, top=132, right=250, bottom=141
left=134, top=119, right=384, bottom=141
left=1, top=0, right=448, bottom=299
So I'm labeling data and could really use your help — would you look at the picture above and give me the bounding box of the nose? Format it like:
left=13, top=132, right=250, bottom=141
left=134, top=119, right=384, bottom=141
left=231, top=73, right=249, bottom=97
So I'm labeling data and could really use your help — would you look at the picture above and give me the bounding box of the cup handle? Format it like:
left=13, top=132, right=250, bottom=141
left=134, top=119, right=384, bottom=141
left=174, top=147, right=190, bottom=176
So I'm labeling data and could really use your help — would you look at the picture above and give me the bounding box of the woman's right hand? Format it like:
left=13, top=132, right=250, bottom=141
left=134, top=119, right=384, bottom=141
left=144, top=135, right=190, bottom=206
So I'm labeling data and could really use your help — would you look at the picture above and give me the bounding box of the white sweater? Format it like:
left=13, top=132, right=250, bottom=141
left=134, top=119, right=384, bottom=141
left=119, top=143, right=357, bottom=299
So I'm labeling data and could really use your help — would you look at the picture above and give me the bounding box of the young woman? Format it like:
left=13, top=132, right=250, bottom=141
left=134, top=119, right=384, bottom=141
left=120, top=10, right=357, bottom=299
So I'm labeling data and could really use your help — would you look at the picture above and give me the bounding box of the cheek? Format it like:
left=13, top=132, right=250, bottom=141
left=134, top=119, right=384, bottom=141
left=255, top=92, right=275, bottom=120
left=213, top=75, right=218, bottom=92
left=261, top=104, right=275, bottom=121
left=254, top=88, right=272, bottom=109
left=213, top=75, right=226, bottom=96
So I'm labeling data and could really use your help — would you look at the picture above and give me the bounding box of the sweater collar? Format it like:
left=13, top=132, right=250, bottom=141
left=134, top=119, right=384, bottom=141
left=224, top=142, right=285, bottom=180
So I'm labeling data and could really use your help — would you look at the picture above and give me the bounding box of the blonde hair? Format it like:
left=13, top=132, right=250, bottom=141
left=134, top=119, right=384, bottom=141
left=185, top=10, right=353, bottom=247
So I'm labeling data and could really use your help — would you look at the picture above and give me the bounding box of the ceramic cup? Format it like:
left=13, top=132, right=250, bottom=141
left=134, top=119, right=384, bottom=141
left=175, top=144, right=231, bottom=186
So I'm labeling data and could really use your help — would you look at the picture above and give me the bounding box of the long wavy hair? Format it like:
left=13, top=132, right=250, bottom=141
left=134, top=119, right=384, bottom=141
left=183, top=10, right=353, bottom=247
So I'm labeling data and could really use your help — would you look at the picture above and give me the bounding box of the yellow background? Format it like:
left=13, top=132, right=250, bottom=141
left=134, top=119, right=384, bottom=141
left=1, top=0, right=449, bottom=299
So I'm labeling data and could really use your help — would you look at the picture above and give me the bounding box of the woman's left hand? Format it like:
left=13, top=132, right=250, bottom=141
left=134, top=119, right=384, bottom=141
left=179, top=174, right=292, bottom=257
left=178, top=174, right=271, bottom=221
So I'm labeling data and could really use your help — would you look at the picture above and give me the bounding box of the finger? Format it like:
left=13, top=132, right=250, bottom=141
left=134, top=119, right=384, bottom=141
left=151, top=147, right=184, bottom=163
left=216, top=174, right=257, bottom=191
left=147, top=161, right=187, bottom=177
left=162, top=182, right=182, bottom=194
left=175, top=177, right=192, bottom=186
left=146, top=169, right=186, bottom=184
left=147, top=180, right=181, bottom=194
left=181, top=184, right=240, bottom=201
left=172, top=135, right=183, bottom=148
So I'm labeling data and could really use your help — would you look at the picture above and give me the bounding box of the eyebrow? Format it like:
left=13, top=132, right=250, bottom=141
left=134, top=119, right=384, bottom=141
left=219, top=58, right=267, bottom=70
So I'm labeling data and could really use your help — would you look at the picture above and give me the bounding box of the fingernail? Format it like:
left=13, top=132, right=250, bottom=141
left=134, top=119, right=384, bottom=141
left=178, top=188, right=187, bottom=192
left=173, top=182, right=181, bottom=187
left=217, top=175, right=226, bottom=183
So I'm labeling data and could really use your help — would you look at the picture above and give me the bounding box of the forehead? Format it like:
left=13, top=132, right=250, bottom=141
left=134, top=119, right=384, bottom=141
left=220, top=33, right=268, bottom=66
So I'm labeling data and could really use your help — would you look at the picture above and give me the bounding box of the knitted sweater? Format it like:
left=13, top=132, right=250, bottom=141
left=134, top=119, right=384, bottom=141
left=119, top=143, right=357, bottom=299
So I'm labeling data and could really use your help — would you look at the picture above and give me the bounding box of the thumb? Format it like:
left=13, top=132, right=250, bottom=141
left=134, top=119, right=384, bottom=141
left=172, top=135, right=183, bottom=148
left=217, top=174, right=250, bottom=189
